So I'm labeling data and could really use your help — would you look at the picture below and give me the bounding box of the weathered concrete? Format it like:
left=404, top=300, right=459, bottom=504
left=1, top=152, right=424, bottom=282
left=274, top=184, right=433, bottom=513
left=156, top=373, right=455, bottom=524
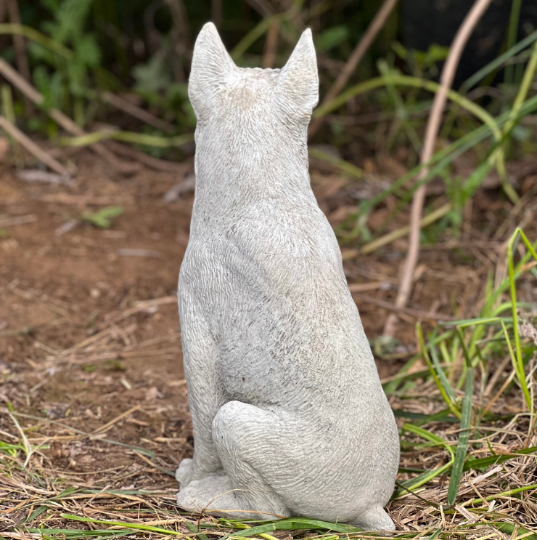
left=176, top=23, right=400, bottom=531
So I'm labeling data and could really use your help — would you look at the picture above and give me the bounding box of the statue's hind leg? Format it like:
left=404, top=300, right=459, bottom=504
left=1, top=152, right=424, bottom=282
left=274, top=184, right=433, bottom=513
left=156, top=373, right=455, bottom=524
left=177, top=401, right=290, bottom=520
left=210, top=401, right=291, bottom=520
left=211, top=402, right=396, bottom=529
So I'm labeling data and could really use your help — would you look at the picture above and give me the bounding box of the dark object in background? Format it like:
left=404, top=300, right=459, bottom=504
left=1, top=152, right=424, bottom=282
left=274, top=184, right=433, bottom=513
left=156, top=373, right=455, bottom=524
left=401, top=0, right=537, bottom=87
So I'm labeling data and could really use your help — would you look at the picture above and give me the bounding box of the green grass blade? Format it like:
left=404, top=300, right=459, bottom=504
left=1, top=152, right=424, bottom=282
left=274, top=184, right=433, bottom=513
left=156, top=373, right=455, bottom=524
left=464, top=446, right=537, bottom=471
left=447, top=366, right=474, bottom=505
left=185, top=521, right=209, bottom=540
left=460, top=30, right=537, bottom=91
left=26, top=529, right=134, bottom=539
left=403, top=424, right=455, bottom=459
left=505, top=0, right=524, bottom=84
left=417, top=324, right=461, bottom=419
left=507, top=229, right=537, bottom=414
left=392, top=463, right=453, bottom=498
left=492, top=523, right=537, bottom=540
left=24, top=504, right=49, bottom=523
left=219, top=518, right=358, bottom=540
left=60, top=514, right=185, bottom=536
left=308, top=147, right=363, bottom=179
left=338, top=96, right=537, bottom=241
left=429, top=340, right=456, bottom=403
left=393, top=424, right=455, bottom=497
left=426, top=529, right=443, bottom=540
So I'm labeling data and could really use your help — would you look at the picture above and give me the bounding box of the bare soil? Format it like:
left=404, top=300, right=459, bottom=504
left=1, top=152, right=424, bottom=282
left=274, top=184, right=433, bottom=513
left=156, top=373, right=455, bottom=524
left=1, top=149, right=536, bottom=532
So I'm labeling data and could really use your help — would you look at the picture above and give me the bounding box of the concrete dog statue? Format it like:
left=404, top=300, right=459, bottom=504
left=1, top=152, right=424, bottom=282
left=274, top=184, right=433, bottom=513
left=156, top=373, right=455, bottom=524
left=176, top=22, right=400, bottom=531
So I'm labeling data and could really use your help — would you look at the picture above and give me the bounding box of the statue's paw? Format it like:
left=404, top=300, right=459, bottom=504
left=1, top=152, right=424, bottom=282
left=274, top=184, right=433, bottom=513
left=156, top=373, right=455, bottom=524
left=177, top=474, right=234, bottom=515
left=352, top=506, right=395, bottom=531
left=175, top=458, right=194, bottom=487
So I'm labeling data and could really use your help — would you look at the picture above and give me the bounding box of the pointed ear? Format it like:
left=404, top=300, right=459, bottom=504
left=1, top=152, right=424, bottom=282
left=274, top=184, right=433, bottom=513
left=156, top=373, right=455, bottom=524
left=189, top=22, right=236, bottom=119
left=276, top=29, right=319, bottom=121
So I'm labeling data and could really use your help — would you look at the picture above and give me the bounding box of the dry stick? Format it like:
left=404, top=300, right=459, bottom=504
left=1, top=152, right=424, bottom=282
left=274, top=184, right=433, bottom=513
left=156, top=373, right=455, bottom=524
left=244, top=0, right=296, bottom=47
left=0, top=58, right=139, bottom=175
left=245, top=0, right=274, bottom=18
left=309, top=0, right=399, bottom=137
left=106, top=140, right=190, bottom=173
left=0, top=115, right=70, bottom=175
left=352, top=292, right=455, bottom=321
left=383, top=0, right=494, bottom=337
left=101, top=92, right=175, bottom=134
left=360, top=202, right=452, bottom=256
left=165, top=0, right=190, bottom=83
left=262, top=20, right=279, bottom=69
left=211, top=0, right=222, bottom=29
left=0, top=214, right=37, bottom=228
left=5, top=0, right=33, bottom=117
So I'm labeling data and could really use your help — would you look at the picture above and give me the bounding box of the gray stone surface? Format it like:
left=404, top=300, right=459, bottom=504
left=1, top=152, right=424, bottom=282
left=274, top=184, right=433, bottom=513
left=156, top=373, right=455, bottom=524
left=176, top=22, right=400, bottom=531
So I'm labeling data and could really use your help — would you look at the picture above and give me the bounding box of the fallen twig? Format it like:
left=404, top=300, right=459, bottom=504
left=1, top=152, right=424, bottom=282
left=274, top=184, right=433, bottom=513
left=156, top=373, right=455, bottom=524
left=0, top=214, right=37, bottom=228
left=0, top=115, right=70, bottom=175
left=17, top=169, right=71, bottom=185
left=262, top=20, right=279, bottom=69
left=360, top=203, right=452, bottom=256
left=117, top=248, right=162, bottom=258
left=5, top=0, right=33, bottom=116
left=101, top=91, right=175, bottom=134
left=383, top=0, right=494, bottom=337
left=353, top=292, right=455, bottom=322
left=8, top=281, right=70, bottom=318
left=106, top=140, right=191, bottom=173
left=163, top=174, right=196, bottom=202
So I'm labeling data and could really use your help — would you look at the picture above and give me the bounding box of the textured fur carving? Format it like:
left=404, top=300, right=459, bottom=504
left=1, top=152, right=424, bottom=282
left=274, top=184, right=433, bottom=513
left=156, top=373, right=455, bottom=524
left=176, top=22, right=400, bottom=531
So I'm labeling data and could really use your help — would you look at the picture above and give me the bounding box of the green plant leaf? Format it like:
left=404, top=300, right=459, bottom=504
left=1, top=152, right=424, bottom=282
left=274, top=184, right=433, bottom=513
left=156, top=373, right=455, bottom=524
left=447, top=366, right=474, bottom=505
left=132, top=56, right=172, bottom=95
left=316, top=26, right=350, bottom=52
left=464, top=446, right=537, bottom=471
left=55, top=0, right=93, bottom=44
left=75, top=33, right=101, bottom=67
left=219, top=518, right=358, bottom=540
left=80, top=206, right=125, bottom=229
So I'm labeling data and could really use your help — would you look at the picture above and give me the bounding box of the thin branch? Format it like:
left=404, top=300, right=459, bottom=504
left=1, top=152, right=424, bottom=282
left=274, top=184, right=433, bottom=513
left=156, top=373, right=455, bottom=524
left=165, top=0, right=190, bottom=82
left=244, top=0, right=275, bottom=18
left=0, top=114, right=70, bottom=176
left=309, top=0, right=399, bottom=137
left=106, top=140, right=190, bottom=173
left=0, top=0, right=7, bottom=24
left=262, top=20, right=279, bottom=69
left=101, top=92, right=175, bottom=134
left=211, top=0, right=222, bottom=29
left=383, top=0, right=494, bottom=337
left=5, top=0, right=33, bottom=116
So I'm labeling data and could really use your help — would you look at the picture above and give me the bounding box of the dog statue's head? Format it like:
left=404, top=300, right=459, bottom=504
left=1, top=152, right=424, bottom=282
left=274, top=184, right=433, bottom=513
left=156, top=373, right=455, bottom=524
left=189, top=23, right=318, bottom=140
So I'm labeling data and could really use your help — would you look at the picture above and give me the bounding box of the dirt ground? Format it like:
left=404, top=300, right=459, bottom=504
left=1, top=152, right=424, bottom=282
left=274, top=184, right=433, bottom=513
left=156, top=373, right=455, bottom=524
left=1, top=147, right=536, bottom=531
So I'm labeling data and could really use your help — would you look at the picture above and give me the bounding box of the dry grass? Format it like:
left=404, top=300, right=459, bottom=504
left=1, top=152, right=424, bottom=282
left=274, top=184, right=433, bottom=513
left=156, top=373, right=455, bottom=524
left=1, top=241, right=536, bottom=540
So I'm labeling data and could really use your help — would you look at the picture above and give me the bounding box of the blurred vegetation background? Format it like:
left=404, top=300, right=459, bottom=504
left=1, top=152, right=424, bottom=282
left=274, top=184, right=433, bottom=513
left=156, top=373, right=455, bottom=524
left=0, top=0, right=536, bottom=244
left=3, top=0, right=535, bottom=152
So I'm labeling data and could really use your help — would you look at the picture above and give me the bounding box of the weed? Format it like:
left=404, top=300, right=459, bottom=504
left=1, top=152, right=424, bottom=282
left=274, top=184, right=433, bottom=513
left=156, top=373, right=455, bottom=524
left=80, top=206, right=124, bottom=229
